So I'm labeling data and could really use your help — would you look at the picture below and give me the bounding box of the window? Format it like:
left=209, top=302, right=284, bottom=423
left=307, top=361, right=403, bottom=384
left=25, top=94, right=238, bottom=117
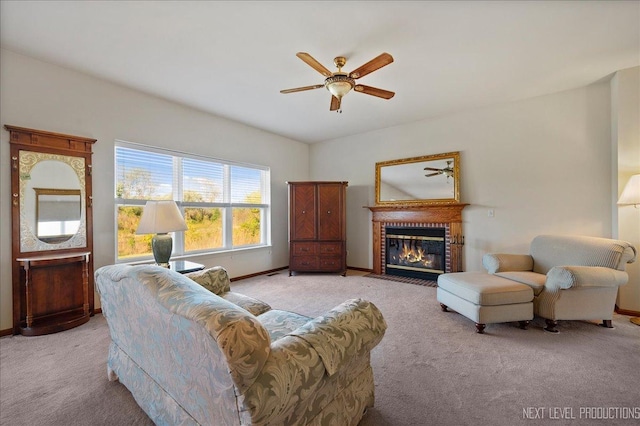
left=115, top=142, right=270, bottom=261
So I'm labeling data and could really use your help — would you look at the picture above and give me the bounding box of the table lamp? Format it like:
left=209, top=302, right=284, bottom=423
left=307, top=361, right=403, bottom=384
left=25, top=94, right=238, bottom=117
left=617, top=174, right=640, bottom=208
left=136, top=200, right=188, bottom=267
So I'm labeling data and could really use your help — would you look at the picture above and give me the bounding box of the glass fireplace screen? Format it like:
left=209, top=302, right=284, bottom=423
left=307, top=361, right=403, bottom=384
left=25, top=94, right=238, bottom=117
left=385, top=227, right=445, bottom=280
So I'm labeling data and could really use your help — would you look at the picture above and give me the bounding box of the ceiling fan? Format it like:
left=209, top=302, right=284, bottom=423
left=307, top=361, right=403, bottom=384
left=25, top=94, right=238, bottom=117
left=280, top=52, right=395, bottom=113
left=425, top=161, right=454, bottom=178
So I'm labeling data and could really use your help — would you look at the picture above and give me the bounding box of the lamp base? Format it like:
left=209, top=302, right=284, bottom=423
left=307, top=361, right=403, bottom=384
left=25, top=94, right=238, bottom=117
left=152, top=233, right=173, bottom=267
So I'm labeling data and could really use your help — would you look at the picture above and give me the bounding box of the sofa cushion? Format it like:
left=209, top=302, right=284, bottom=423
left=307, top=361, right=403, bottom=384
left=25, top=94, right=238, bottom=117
left=495, top=271, right=546, bottom=296
left=437, top=272, right=533, bottom=306
left=220, top=292, right=271, bottom=316
left=258, top=309, right=311, bottom=341
left=185, top=266, right=231, bottom=294
left=186, top=267, right=271, bottom=315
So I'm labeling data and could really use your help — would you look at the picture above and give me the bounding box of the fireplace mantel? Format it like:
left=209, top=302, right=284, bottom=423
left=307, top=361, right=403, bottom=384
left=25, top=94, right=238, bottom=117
left=366, top=203, right=469, bottom=276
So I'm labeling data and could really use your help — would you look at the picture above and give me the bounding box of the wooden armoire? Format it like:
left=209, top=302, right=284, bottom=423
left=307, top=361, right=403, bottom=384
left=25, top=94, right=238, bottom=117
left=287, top=181, right=348, bottom=276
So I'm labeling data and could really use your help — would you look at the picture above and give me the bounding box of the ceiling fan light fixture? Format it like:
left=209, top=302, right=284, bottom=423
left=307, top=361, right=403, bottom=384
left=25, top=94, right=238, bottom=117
left=281, top=52, right=394, bottom=111
left=325, top=74, right=355, bottom=98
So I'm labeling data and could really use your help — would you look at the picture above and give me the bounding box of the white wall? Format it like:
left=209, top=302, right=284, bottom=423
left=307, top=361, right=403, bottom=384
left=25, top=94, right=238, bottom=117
left=0, top=49, right=309, bottom=331
left=612, top=67, right=640, bottom=314
left=310, top=82, right=614, bottom=272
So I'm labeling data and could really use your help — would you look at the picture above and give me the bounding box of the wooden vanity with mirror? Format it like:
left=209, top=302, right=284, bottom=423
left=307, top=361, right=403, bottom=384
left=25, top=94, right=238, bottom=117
left=6, top=125, right=96, bottom=336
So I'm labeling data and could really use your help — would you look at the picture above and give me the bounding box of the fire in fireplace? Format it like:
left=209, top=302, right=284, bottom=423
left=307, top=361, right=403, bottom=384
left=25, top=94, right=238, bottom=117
left=385, top=227, right=446, bottom=281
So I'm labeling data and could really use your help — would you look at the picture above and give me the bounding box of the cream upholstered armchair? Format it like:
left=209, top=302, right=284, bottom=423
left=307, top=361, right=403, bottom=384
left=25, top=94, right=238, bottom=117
left=483, top=235, right=637, bottom=332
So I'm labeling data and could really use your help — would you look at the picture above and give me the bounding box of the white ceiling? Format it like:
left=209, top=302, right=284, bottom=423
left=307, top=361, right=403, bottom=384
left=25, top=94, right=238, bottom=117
left=1, top=1, right=638, bottom=144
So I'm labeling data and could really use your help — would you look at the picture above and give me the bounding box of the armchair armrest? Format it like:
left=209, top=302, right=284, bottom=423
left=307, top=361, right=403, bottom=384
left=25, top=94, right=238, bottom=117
left=546, top=266, right=629, bottom=290
left=289, top=298, right=387, bottom=376
left=483, top=253, right=533, bottom=274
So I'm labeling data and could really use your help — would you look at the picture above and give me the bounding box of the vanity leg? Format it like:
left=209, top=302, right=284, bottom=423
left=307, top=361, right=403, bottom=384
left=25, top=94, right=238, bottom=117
left=24, top=263, right=33, bottom=328
left=82, top=255, right=90, bottom=316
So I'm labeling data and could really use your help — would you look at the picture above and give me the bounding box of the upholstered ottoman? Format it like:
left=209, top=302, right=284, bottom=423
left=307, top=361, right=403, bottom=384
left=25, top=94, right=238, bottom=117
left=437, top=272, right=534, bottom=333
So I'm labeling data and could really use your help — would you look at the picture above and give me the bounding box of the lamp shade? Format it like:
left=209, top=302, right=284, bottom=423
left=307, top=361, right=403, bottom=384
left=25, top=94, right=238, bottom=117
left=136, top=201, right=188, bottom=234
left=617, top=174, right=640, bottom=206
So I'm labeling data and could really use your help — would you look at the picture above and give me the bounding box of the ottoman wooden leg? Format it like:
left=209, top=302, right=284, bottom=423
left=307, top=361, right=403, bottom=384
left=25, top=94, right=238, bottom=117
left=475, top=323, right=486, bottom=334
left=544, top=319, right=559, bottom=333
left=600, top=320, right=613, bottom=328
left=518, top=320, right=530, bottom=330
left=440, top=303, right=448, bottom=312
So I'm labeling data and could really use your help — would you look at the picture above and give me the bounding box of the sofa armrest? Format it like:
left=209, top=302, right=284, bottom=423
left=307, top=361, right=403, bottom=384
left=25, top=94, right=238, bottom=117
left=546, top=266, right=629, bottom=290
left=185, top=266, right=231, bottom=295
left=238, top=299, right=386, bottom=423
left=288, top=298, right=387, bottom=376
left=483, top=253, right=533, bottom=274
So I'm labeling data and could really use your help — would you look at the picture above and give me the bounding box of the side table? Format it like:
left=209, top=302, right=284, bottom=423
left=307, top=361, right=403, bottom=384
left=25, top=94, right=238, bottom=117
left=168, top=260, right=205, bottom=274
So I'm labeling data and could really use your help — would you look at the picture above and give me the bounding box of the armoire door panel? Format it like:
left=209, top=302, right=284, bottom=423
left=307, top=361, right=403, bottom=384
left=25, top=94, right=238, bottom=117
left=317, top=184, right=343, bottom=241
left=291, top=184, right=317, bottom=240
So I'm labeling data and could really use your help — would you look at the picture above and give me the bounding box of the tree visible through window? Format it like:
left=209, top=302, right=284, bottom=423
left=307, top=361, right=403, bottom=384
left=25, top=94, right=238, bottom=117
left=115, top=143, right=270, bottom=261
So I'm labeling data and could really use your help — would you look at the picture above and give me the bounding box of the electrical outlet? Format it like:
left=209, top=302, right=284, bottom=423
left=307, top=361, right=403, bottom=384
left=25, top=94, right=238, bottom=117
left=488, top=209, right=495, bottom=218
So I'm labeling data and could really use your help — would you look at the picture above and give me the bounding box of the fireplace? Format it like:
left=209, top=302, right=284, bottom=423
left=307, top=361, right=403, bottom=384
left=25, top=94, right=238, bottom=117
left=385, top=227, right=446, bottom=281
left=367, top=204, right=468, bottom=278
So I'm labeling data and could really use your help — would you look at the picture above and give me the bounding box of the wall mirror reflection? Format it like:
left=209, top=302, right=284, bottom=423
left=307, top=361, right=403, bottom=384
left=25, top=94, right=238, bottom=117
left=20, top=151, right=87, bottom=251
left=34, top=188, right=82, bottom=243
left=375, top=151, right=460, bottom=205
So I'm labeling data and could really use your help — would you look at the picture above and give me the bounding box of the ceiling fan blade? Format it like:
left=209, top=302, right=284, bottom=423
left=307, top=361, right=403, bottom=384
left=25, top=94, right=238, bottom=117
left=349, top=53, right=394, bottom=79
left=296, top=52, right=333, bottom=77
left=354, top=85, right=395, bottom=99
left=280, top=84, right=324, bottom=94
left=330, top=95, right=341, bottom=111
left=425, top=172, right=442, bottom=177
left=424, top=167, right=442, bottom=171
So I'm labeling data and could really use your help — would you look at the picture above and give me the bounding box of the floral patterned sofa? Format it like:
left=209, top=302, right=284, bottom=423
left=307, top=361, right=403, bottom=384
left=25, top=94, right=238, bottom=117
left=95, top=264, right=387, bottom=425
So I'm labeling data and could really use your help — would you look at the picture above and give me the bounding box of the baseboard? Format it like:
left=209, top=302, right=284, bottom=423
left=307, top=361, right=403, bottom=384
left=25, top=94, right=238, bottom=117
left=347, top=266, right=373, bottom=273
left=615, top=305, right=640, bottom=317
left=230, top=265, right=372, bottom=282
left=230, top=266, right=289, bottom=282
left=0, top=328, right=12, bottom=337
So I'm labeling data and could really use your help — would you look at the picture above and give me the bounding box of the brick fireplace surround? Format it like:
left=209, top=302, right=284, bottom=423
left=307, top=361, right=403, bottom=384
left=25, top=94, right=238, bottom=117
left=367, top=204, right=468, bottom=276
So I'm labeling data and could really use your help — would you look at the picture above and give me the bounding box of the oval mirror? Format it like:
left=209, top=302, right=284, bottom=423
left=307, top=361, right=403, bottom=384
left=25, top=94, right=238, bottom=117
left=19, top=152, right=87, bottom=251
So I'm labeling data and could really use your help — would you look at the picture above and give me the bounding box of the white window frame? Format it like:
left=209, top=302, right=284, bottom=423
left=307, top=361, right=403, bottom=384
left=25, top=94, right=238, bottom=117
left=114, top=140, right=271, bottom=263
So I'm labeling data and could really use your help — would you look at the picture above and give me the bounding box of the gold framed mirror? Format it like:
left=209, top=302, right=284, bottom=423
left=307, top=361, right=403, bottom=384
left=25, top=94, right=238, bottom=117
left=375, top=151, right=460, bottom=205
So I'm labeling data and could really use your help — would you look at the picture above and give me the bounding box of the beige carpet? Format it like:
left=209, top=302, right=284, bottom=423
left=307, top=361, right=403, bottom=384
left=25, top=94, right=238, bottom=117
left=1, top=271, right=639, bottom=425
